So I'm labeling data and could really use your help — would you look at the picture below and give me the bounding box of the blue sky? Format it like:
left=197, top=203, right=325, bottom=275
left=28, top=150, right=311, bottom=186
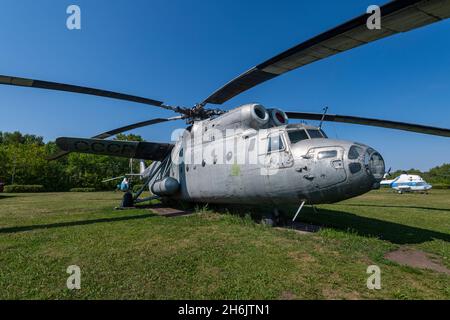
left=0, top=0, right=449, bottom=171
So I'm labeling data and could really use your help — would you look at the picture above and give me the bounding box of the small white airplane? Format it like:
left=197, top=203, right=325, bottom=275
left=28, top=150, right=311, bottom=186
left=102, top=159, right=147, bottom=185
left=381, top=172, right=432, bottom=194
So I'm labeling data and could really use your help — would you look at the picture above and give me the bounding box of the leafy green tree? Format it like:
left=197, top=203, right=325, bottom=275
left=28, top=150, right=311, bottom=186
left=114, top=133, right=144, bottom=142
left=0, top=131, right=44, bottom=146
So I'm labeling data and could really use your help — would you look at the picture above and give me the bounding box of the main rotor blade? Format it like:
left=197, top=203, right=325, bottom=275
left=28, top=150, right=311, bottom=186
left=48, top=116, right=184, bottom=160
left=0, top=75, right=179, bottom=112
left=203, top=0, right=450, bottom=105
left=286, top=112, right=450, bottom=137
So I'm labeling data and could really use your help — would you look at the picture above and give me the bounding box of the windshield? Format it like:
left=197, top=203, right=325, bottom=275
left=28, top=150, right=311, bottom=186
left=307, top=129, right=324, bottom=139
left=288, top=129, right=309, bottom=144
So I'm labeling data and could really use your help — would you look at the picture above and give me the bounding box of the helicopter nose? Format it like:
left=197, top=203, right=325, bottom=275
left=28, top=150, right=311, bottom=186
left=347, top=144, right=385, bottom=190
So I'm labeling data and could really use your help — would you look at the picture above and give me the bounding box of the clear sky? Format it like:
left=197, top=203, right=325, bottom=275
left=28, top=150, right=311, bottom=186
left=0, top=0, right=449, bottom=171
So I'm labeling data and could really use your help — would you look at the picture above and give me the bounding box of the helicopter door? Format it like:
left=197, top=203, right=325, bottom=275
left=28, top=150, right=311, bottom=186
left=305, top=146, right=346, bottom=189
left=264, top=132, right=294, bottom=175
left=263, top=132, right=294, bottom=172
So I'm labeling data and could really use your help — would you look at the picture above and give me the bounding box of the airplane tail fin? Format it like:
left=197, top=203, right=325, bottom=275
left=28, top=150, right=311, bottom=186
left=139, top=160, right=146, bottom=175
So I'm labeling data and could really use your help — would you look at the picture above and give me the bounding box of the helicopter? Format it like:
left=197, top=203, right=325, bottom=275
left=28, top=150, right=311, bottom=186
left=1, top=0, right=449, bottom=218
left=381, top=172, right=433, bottom=193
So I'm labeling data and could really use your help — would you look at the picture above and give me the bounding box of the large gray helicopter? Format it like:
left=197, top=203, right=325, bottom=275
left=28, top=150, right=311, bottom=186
left=1, top=0, right=449, bottom=215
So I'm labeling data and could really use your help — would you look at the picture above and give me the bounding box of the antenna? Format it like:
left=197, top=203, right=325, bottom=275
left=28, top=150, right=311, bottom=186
left=319, top=106, right=328, bottom=129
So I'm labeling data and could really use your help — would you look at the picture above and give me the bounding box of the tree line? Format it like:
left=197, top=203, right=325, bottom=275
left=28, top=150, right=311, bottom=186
left=0, top=131, right=449, bottom=191
left=0, top=131, right=145, bottom=191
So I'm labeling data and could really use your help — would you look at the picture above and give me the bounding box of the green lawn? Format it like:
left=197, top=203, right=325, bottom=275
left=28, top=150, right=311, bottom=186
left=0, top=190, right=449, bottom=299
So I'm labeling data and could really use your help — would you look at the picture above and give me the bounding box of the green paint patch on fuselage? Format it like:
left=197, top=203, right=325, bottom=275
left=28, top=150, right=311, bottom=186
left=231, top=164, right=241, bottom=176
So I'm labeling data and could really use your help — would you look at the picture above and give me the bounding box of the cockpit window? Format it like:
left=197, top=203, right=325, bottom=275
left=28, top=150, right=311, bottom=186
left=307, top=129, right=324, bottom=139
left=348, top=145, right=363, bottom=160
left=288, top=130, right=309, bottom=144
left=319, top=129, right=328, bottom=138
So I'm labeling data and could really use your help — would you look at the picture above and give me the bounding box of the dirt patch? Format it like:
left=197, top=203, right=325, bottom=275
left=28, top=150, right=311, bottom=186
left=279, top=291, right=297, bottom=300
left=288, top=251, right=316, bottom=263
left=291, top=222, right=321, bottom=234
left=322, top=288, right=361, bottom=300
left=385, top=247, right=450, bottom=275
left=276, top=222, right=320, bottom=234
left=150, top=206, right=193, bottom=218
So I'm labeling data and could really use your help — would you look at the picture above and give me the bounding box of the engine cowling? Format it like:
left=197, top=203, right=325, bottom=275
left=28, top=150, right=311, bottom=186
left=209, top=103, right=270, bottom=130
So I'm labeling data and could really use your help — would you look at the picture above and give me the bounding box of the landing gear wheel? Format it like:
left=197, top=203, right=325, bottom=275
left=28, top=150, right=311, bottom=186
left=121, top=191, right=134, bottom=208
left=265, top=208, right=286, bottom=227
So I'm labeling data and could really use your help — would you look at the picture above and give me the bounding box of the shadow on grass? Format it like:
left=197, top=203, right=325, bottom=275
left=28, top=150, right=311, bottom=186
left=296, top=207, right=450, bottom=245
left=0, top=213, right=156, bottom=234
left=0, top=194, right=15, bottom=200
left=198, top=203, right=450, bottom=245
left=338, top=203, right=450, bottom=212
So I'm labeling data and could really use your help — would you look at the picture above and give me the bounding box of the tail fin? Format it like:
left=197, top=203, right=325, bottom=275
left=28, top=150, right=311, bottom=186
left=139, top=160, right=146, bottom=175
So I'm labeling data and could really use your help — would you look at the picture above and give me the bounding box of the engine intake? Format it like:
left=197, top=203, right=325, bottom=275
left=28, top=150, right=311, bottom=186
left=268, top=108, right=288, bottom=127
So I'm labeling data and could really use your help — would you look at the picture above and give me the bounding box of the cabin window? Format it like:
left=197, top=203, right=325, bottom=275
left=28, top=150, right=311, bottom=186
left=288, top=130, right=309, bottom=144
left=416, top=182, right=425, bottom=186
left=317, top=150, right=337, bottom=160
left=267, top=134, right=285, bottom=153
left=307, top=129, right=324, bottom=139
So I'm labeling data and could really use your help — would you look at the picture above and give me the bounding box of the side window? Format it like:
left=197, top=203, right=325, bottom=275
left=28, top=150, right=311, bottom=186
left=317, top=150, right=337, bottom=160
left=267, top=134, right=285, bottom=153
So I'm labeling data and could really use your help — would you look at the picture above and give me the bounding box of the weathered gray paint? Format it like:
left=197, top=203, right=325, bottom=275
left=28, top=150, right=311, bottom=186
left=158, top=104, right=385, bottom=206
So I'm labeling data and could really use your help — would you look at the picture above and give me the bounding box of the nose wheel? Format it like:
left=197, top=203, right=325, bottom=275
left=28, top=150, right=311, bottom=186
left=263, top=208, right=287, bottom=227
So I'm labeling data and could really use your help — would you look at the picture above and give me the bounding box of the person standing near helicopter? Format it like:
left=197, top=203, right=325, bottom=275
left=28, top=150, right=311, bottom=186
left=117, top=177, right=130, bottom=192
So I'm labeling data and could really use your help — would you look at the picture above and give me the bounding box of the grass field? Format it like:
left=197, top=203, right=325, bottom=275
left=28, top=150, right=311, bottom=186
left=0, top=190, right=449, bottom=299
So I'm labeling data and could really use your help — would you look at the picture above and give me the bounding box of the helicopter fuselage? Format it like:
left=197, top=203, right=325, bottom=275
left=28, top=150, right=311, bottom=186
left=153, top=104, right=386, bottom=205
